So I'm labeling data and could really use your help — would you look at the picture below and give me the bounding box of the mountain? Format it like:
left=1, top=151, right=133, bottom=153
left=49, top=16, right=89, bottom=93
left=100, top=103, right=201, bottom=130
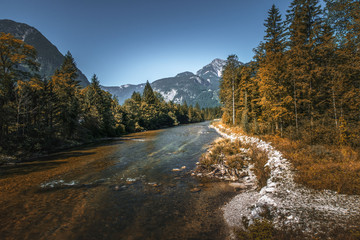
left=196, top=58, right=227, bottom=90
left=102, top=58, right=228, bottom=108
left=101, top=83, right=146, bottom=103
left=0, top=19, right=89, bottom=87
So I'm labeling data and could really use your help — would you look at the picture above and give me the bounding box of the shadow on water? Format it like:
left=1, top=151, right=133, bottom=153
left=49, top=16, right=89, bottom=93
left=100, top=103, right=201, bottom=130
left=0, top=161, right=67, bottom=178
left=0, top=151, right=97, bottom=178
left=0, top=138, right=136, bottom=178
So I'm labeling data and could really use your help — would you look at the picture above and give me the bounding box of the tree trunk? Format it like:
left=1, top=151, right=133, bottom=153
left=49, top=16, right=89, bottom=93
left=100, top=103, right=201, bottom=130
left=232, top=79, right=235, bottom=125
left=293, top=78, right=299, bottom=135
left=332, top=86, right=338, bottom=128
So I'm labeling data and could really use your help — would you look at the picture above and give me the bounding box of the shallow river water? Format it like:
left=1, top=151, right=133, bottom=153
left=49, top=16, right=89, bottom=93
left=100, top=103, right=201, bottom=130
left=0, top=121, right=237, bottom=240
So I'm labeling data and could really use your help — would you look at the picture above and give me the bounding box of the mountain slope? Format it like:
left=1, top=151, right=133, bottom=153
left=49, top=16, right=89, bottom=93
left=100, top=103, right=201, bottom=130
left=101, top=84, right=146, bottom=103
left=196, top=58, right=227, bottom=90
left=151, top=71, right=218, bottom=108
left=102, top=59, right=227, bottom=108
left=0, top=19, right=89, bottom=87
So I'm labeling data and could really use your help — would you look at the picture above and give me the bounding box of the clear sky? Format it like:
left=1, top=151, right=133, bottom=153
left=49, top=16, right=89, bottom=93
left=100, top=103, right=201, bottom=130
left=1, top=0, right=293, bottom=86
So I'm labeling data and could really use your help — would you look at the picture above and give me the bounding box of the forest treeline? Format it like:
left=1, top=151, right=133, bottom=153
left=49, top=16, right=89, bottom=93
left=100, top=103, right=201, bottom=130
left=0, top=33, right=221, bottom=156
left=220, top=0, right=359, bottom=147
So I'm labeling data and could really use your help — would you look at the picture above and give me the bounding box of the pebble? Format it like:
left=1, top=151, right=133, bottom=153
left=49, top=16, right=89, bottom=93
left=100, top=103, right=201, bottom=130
left=147, top=182, right=158, bottom=187
left=114, top=185, right=127, bottom=191
left=172, top=168, right=181, bottom=172
left=265, top=187, right=275, bottom=193
left=229, top=182, right=246, bottom=189
left=190, top=188, right=201, bottom=193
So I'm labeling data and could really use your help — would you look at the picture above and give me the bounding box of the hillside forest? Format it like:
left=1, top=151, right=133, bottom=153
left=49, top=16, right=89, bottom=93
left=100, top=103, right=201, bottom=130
left=0, top=36, right=221, bottom=156
left=220, top=0, right=359, bottom=147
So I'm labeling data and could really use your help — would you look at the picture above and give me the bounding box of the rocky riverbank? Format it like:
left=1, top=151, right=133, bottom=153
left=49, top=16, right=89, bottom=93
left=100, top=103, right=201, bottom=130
left=196, top=122, right=360, bottom=239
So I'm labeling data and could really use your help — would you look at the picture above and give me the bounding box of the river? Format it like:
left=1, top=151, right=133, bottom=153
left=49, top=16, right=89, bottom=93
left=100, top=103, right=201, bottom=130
left=0, top=121, right=237, bottom=240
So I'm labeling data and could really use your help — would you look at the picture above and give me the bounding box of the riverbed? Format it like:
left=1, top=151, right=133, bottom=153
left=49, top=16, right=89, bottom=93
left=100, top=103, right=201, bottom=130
left=0, top=122, right=237, bottom=240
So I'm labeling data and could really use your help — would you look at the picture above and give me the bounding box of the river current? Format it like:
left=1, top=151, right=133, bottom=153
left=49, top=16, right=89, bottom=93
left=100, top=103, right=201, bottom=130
left=0, top=121, right=237, bottom=240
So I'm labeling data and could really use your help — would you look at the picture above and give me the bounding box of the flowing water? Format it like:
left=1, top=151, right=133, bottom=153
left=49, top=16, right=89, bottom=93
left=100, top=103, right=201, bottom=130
left=0, top=122, right=237, bottom=240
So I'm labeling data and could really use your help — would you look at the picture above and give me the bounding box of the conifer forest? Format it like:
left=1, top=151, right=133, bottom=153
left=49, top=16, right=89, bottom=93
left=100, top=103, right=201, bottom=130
left=220, top=0, right=359, bottom=148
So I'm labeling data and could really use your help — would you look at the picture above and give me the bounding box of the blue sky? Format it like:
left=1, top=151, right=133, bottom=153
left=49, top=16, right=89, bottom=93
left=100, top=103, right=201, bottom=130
left=1, top=0, right=293, bottom=86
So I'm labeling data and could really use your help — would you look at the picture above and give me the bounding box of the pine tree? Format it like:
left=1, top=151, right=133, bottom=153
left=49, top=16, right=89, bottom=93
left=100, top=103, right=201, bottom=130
left=142, top=80, right=157, bottom=104
left=264, top=4, right=286, bottom=53
left=333, top=0, right=360, bottom=143
left=50, top=51, right=80, bottom=139
left=285, top=0, right=323, bottom=137
left=0, top=33, right=38, bottom=145
left=325, top=0, right=354, bottom=47
left=131, top=91, right=142, bottom=102
left=220, top=55, right=240, bottom=125
left=237, top=64, right=258, bottom=132
left=257, top=4, right=290, bottom=135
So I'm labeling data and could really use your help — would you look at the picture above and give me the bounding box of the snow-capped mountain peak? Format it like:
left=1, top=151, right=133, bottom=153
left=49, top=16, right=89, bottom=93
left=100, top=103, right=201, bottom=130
left=210, top=58, right=227, bottom=77
left=102, top=58, right=230, bottom=108
left=196, top=58, right=226, bottom=78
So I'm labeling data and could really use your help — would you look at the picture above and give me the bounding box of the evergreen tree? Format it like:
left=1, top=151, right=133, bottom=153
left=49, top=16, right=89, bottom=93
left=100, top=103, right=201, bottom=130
left=257, top=4, right=290, bottom=135
left=237, top=64, right=258, bottom=132
left=50, top=51, right=80, bottom=139
left=285, top=0, right=323, bottom=137
left=142, top=80, right=157, bottom=104
left=325, top=0, right=355, bottom=47
left=131, top=91, right=142, bottom=102
left=264, top=4, right=286, bottom=53
left=220, top=55, right=240, bottom=125
left=0, top=33, right=38, bottom=145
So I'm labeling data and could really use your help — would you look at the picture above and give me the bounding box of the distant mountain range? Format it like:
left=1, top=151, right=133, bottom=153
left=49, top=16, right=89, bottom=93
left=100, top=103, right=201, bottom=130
left=0, top=19, right=234, bottom=108
left=102, top=58, right=229, bottom=108
left=0, top=19, right=89, bottom=87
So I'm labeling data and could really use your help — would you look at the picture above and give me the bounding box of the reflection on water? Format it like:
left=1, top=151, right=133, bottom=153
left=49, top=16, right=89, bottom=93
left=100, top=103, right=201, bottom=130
left=0, top=122, right=237, bottom=240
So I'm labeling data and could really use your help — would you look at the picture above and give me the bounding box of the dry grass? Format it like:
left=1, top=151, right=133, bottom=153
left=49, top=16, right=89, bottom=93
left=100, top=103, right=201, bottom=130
left=263, top=135, right=360, bottom=195
left=210, top=122, right=270, bottom=188
left=216, top=121, right=360, bottom=194
left=199, top=136, right=270, bottom=188
left=246, top=146, right=270, bottom=189
left=199, top=139, right=248, bottom=171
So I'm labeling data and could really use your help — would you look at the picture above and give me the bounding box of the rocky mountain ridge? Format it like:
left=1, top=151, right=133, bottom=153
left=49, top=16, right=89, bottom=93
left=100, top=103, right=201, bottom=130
left=0, top=19, right=89, bottom=87
left=102, top=58, right=228, bottom=108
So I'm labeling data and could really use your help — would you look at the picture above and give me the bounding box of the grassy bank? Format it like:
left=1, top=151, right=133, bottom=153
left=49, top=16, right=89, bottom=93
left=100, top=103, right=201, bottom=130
left=263, top=135, right=360, bottom=195
left=212, top=121, right=360, bottom=195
